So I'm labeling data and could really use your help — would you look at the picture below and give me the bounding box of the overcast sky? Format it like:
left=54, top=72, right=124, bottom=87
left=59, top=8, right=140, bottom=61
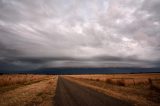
left=0, top=0, right=160, bottom=70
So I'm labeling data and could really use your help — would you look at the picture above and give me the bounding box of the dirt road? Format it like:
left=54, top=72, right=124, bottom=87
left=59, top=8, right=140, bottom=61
left=55, top=77, right=133, bottom=106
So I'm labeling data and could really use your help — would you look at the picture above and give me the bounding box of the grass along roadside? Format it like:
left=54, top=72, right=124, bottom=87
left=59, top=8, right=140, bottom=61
left=65, top=76, right=160, bottom=106
left=0, top=76, right=58, bottom=106
left=26, top=77, right=58, bottom=106
left=68, top=74, right=160, bottom=87
left=0, top=75, right=54, bottom=94
left=0, top=75, right=50, bottom=86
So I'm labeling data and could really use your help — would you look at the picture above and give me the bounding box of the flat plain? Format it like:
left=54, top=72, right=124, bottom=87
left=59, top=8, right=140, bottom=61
left=0, top=73, right=160, bottom=106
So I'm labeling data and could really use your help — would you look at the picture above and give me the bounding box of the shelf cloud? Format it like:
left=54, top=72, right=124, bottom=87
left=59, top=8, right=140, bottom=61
left=0, top=0, right=160, bottom=70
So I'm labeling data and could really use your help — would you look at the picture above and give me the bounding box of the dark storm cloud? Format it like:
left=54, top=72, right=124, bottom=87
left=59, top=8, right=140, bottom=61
left=0, top=0, right=160, bottom=70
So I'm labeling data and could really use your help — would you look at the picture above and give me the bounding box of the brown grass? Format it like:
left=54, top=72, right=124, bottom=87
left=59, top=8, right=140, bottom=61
left=69, top=73, right=160, bottom=87
left=67, top=74, right=160, bottom=106
left=0, top=75, right=58, bottom=106
left=0, top=74, right=50, bottom=87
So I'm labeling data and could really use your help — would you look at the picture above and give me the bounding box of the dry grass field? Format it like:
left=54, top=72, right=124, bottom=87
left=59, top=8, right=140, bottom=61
left=69, top=73, right=160, bottom=87
left=67, top=73, right=160, bottom=106
left=0, top=73, right=160, bottom=106
left=0, top=74, right=58, bottom=106
left=0, top=74, right=51, bottom=87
